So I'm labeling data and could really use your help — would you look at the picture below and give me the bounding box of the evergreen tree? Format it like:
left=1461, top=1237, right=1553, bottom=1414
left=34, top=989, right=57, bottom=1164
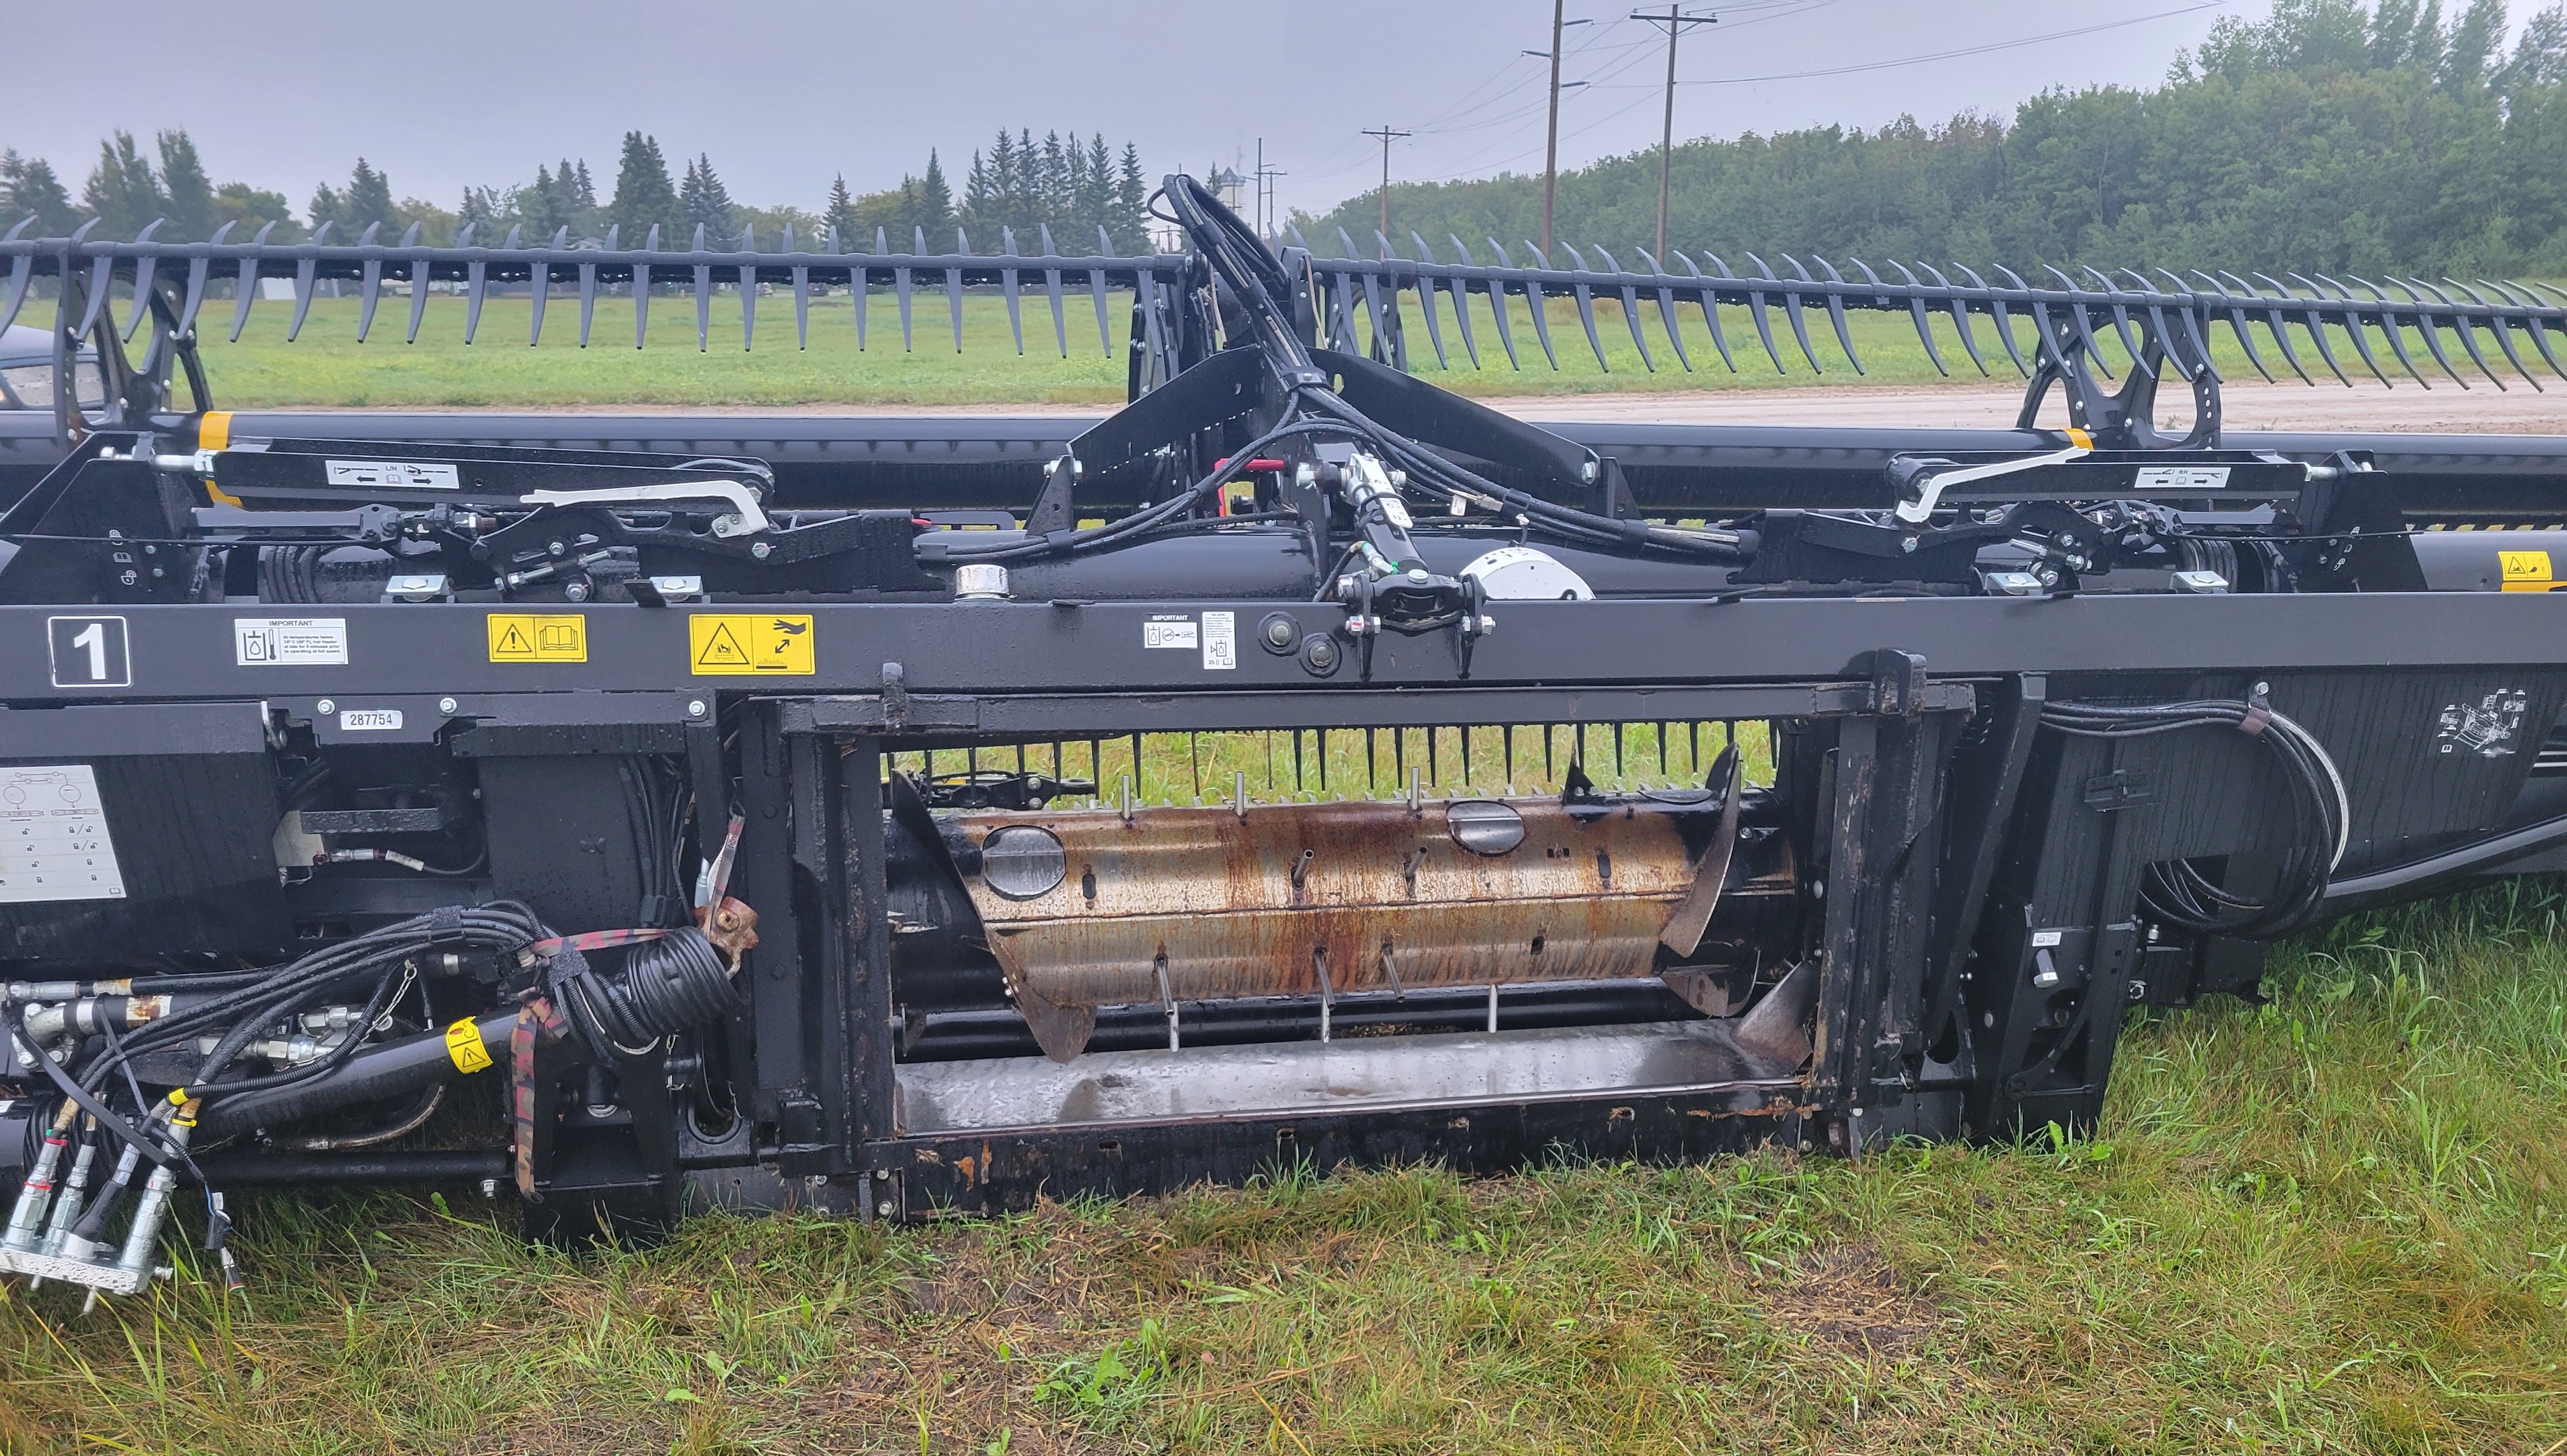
left=570, top=159, right=597, bottom=211
left=916, top=149, right=954, bottom=234
left=341, top=158, right=397, bottom=237
left=679, top=153, right=736, bottom=240
left=606, top=131, right=680, bottom=245
left=83, top=131, right=166, bottom=237
left=2441, top=0, right=2505, bottom=87
left=823, top=174, right=862, bottom=249
left=155, top=130, right=214, bottom=240
left=307, top=182, right=342, bottom=237
left=211, top=181, right=297, bottom=241
left=0, top=150, right=80, bottom=236
left=458, top=185, right=501, bottom=235
left=1081, top=134, right=1114, bottom=236
left=1113, top=142, right=1149, bottom=251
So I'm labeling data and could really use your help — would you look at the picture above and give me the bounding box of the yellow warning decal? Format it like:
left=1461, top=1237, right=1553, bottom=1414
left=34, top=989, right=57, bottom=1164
left=2499, top=549, right=2554, bottom=592
left=487, top=613, right=588, bottom=662
left=445, top=1017, right=493, bottom=1074
left=690, top=613, right=815, bottom=675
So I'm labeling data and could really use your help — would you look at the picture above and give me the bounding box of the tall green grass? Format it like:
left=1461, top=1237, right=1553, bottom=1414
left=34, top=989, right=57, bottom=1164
left=3, top=882, right=2559, bottom=1454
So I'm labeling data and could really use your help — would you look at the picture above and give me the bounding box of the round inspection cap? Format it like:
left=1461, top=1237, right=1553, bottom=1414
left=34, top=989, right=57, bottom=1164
left=1446, top=800, right=1526, bottom=856
left=980, top=825, right=1067, bottom=899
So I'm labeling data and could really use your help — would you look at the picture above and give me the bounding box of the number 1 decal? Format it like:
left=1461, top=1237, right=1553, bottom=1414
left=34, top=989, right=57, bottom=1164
left=46, top=616, right=131, bottom=688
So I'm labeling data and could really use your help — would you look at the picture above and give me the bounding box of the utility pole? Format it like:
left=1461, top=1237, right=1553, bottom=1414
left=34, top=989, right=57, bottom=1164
left=1526, top=3, right=1591, bottom=260
left=1632, top=6, right=1716, bottom=262
left=1362, top=125, right=1411, bottom=256
left=1254, top=137, right=1287, bottom=240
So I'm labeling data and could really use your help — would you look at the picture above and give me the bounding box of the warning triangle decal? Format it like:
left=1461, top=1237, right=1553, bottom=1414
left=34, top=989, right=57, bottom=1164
left=496, top=624, right=532, bottom=655
left=695, top=622, right=750, bottom=667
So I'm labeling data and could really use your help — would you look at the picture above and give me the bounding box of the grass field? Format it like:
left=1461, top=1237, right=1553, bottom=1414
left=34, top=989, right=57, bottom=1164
left=1, top=880, right=2560, bottom=1455
left=160, top=283, right=2441, bottom=412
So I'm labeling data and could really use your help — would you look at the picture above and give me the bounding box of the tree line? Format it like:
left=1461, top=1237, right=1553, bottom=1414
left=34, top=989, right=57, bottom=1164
left=1292, top=0, right=2567, bottom=279
left=0, top=127, right=1158, bottom=255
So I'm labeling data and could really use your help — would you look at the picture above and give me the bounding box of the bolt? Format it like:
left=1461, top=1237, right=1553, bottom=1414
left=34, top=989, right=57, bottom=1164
left=562, top=579, right=592, bottom=602
left=2252, top=680, right=2270, bottom=696
left=316, top=698, right=335, bottom=715
left=1900, top=535, right=1917, bottom=553
left=876, top=1199, right=895, bottom=1218
left=546, top=540, right=566, bottom=557
left=874, top=1168, right=892, bottom=1182
left=687, top=699, right=708, bottom=718
left=751, top=541, right=773, bottom=559
left=437, top=696, right=458, bottom=714
left=1263, top=616, right=1295, bottom=649
left=480, top=1178, right=499, bottom=1199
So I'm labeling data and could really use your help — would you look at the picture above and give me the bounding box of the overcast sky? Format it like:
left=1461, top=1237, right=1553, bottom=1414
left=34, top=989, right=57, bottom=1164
left=8, top=0, right=2289, bottom=222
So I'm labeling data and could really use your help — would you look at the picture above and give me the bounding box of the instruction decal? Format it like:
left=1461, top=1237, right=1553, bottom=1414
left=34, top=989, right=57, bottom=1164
left=325, top=459, right=460, bottom=491
left=46, top=616, right=129, bottom=688
left=1200, top=611, right=1237, bottom=670
left=486, top=614, right=588, bottom=663
left=2499, top=549, right=2554, bottom=591
left=1142, top=614, right=1198, bottom=650
left=2435, top=688, right=2529, bottom=758
left=690, top=614, right=814, bottom=675
left=444, top=1017, right=494, bottom=1073
left=0, top=765, right=125, bottom=905
left=234, top=617, right=348, bottom=667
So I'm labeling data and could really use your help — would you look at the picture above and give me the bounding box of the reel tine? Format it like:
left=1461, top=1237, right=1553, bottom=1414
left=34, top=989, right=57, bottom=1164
left=1090, top=225, right=1113, bottom=358
left=788, top=222, right=809, bottom=351
left=2386, top=276, right=2470, bottom=387
left=2342, top=274, right=2429, bottom=386
left=1408, top=233, right=1449, bottom=370
left=1519, top=241, right=1561, bottom=369
left=1807, top=255, right=1864, bottom=373
left=2079, top=264, right=2145, bottom=372
left=579, top=225, right=601, bottom=349
left=1041, top=223, right=1067, bottom=358
left=688, top=223, right=715, bottom=353
left=1965, top=264, right=2032, bottom=378
left=1443, top=236, right=1483, bottom=368
left=2226, top=271, right=2313, bottom=385
left=408, top=223, right=434, bottom=346
left=232, top=220, right=274, bottom=342
left=2196, top=271, right=2277, bottom=383
left=2144, top=267, right=2220, bottom=383
left=2259, top=272, right=2350, bottom=386
left=1484, top=239, right=1524, bottom=369
left=2, top=246, right=36, bottom=338
left=528, top=226, right=556, bottom=348
left=1738, top=251, right=1789, bottom=374
left=353, top=222, right=382, bottom=344
left=636, top=224, right=658, bottom=350
left=946, top=226, right=967, bottom=353
left=1340, top=228, right=1388, bottom=357
left=739, top=224, right=758, bottom=352
left=175, top=241, right=215, bottom=348
left=124, top=220, right=163, bottom=344
left=1886, top=260, right=1949, bottom=377
left=2411, top=276, right=2505, bottom=388
left=894, top=227, right=915, bottom=353
left=1001, top=227, right=1025, bottom=357
left=2119, top=267, right=2191, bottom=383
left=1767, top=253, right=1826, bottom=373
left=1919, top=263, right=1988, bottom=376
left=2306, top=273, right=2391, bottom=388
left=1636, top=248, right=1691, bottom=371
left=1584, top=244, right=1649, bottom=371
left=1676, top=250, right=1739, bottom=372
left=2040, top=266, right=2112, bottom=381
left=2484, top=278, right=2567, bottom=381
left=1138, top=258, right=1169, bottom=383
left=2452, top=278, right=2543, bottom=389
left=285, top=220, right=329, bottom=343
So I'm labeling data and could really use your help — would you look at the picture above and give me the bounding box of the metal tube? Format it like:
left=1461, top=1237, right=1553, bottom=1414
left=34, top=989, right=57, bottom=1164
left=3, top=1103, right=74, bottom=1252
left=113, top=1113, right=193, bottom=1279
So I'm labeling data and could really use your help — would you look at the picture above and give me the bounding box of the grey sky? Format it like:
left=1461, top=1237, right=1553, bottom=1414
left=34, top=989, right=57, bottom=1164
left=6, top=1, right=2286, bottom=223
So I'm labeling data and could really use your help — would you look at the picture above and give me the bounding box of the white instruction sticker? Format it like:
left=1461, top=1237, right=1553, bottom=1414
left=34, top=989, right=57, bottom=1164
left=1142, top=614, right=1198, bottom=650
left=0, top=765, right=125, bottom=904
left=1200, top=611, right=1237, bottom=670
left=325, top=459, right=460, bottom=490
left=2133, top=465, right=2230, bottom=491
left=337, top=709, right=404, bottom=732
left=235, top=618, right=349, bottom=667
left=2030, top=929, right=2065, bottom=947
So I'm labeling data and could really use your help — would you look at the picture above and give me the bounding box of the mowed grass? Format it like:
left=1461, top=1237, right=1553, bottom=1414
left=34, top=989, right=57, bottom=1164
left=166, top=279, right=2554, bottom=411
left=1, top=882, right=2561, bottom=1455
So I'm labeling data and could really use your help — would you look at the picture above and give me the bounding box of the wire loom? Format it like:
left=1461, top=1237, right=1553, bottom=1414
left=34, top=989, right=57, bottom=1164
left=2038, top=695, right=2350, bottom=938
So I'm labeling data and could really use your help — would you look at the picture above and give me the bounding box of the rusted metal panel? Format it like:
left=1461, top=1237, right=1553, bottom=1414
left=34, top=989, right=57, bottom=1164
left=955, top=796, right=1790, bottom=1025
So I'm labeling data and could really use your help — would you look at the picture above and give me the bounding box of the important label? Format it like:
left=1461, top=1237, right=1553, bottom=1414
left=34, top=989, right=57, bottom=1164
left=1142, top=614, right=1198, bottom=650
left=0, top=765, right=125, bottom=905
left=487, top=614, right=588, bottom=663
left=2133, top=465, right=2231, bottom=491
left=689, top=614, right=814, bottom=675
left=2500, top=549, right=2554, bottom=592
left=1200, top=611, right=1237, bottom=670
left=444, top=1017, right=494, bottom=1073
left=234, top=618, right=348, bottom=667
left=325, top=459, right=460, bottom=491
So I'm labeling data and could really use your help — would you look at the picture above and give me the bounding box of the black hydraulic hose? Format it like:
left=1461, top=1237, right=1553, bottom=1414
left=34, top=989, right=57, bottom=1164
left=196, top=1013, right=515, bottom=1139
left=2323, top=811, right=2567, bottom=901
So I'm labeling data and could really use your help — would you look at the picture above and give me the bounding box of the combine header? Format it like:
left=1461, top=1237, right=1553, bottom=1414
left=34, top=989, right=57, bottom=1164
left=4, top=177, right=2567, bottom=1300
